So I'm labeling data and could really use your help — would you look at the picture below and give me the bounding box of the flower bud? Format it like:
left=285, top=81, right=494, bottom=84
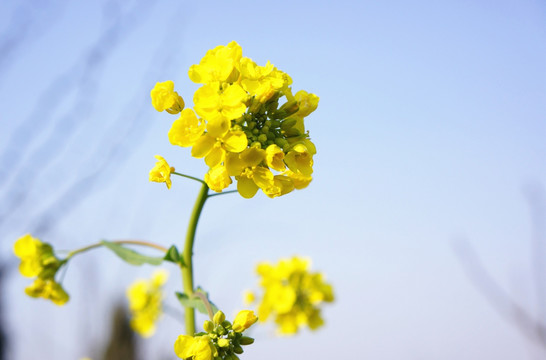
left=239, top=336, right=254, bottom=345
left=233, top=345, right=244, bottom=354
left=280, top=118, right=297, bottom=130
left=218, top=338, right=230, bottom=348
left=213, top=311, right=226, bottom=325
left=203, top=320, right=214, bottom=333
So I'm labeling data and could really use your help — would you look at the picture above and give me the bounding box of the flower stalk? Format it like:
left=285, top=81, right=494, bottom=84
left=182, top=182, right=210, bottom=334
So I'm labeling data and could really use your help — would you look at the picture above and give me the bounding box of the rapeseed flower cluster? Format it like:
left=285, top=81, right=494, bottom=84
left=174, top=310, right=257, bottom=360
left=13, top=234, right=69, bottom=305
left=248, top=256, right=334, bottom=335
left=151, top=41, right=319, bottom=198
left=126, top=270, right=168, bottom=337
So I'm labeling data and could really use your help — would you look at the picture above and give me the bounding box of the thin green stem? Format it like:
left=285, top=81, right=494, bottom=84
left=172, top=171, right=206, bottom=185
left=207, top=189, right=238, bottom=198
left=182, top=182, right=209, bottom=335
left=66, top=240, right=168, bottom=258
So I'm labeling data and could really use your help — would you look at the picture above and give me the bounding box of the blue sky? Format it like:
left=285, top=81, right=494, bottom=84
left=1, top=0, right=546, bottom=359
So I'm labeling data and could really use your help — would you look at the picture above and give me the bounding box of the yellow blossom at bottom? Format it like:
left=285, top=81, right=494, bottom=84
left=126, top=270, right=168, bottom=337
left=25, top=278, right=69, bottom=306
left=174, top=335, right=215, bottom=360
left=174, top=309, right=257, bottom=360
left=250, top=256, right=334, bottom=335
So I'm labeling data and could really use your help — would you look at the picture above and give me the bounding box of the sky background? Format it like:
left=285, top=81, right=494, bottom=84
left=1, top=0, right=546, bottom=359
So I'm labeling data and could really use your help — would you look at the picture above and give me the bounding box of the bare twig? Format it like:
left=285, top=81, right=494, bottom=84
left=453, top=238, right=546, bottom=348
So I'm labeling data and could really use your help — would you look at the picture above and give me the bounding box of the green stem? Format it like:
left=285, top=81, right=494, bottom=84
left=207, top=190, right=238, bottom=198
left=66, top=240, right=168, bottom=258
left=182, top=182, right=209, bottom=335
left=172, top=171, right=206, bottom=185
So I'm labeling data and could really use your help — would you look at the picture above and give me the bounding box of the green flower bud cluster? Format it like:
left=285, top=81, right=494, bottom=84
left=198, top=311, right=255, bottom=360
left=238, top=95, right=301, bottom=150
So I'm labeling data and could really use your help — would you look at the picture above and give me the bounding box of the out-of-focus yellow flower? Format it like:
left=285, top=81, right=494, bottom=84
left=151, top=80, right=185, bottom=114
left=25, top=277, right=69, bottom=306
left=149, top=155, right=174, bottom=189
left=14, top=234, right=69, bottom=306
left=126, top=269, right=168, bottom=337
left=174, top=310, right=256, bottom=360
left=152, top=41, right=320, bottom=198
left=249, top=256, right=334, bottom=335
left=243, top=290, right=255, bottom=305
left=14, top=234, right=56, bottom=277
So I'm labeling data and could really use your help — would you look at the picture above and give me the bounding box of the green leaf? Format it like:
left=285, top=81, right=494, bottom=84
left=164, top=245, right=185, bottom=266
left=100, top=240, right=164, bottom=266
left=175, top=289, right=219, bottom=316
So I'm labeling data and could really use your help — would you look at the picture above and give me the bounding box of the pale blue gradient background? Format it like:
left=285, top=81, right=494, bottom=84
left=1, top=0, right=545, bottom=359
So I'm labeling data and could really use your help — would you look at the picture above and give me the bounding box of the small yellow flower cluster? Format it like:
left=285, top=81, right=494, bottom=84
left=126, top=270, right=168, bottom=337
left=151, top=41, right=319, bottom=198
left=249, top=257, right=334, bottom=335
left=13, top=234, right=69, bottom=305
left=174, top=310, right=257, bottom=360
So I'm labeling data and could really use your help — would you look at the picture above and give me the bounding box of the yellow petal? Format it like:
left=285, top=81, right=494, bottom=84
left=174, top=335, right=195, bottom=359
left=237, top=175, right=259, bottom=199
left=223, top=131, right=248, bottom=153
left=191, top=134, right=215, bottom=158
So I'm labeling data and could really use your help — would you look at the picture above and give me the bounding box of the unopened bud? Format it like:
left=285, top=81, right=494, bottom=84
left=280, top=118, right=297, bottom=130
left=203, top=320, right=214, bottom=333
left=239, top=336, right=254, bottom=345
left=218, top=338, right=230, bottom=348
left=213, top=311, right=226, bottom=325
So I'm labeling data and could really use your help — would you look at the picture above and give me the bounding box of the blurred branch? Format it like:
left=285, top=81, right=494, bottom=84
left=0, top=0, right=157, bottom=233
left=453, top=194, right=546, bottom=350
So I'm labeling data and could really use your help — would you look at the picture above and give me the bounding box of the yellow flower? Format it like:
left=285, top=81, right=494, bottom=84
left=151, top=80, right=185, bottom=114
left=188, top=41, right=242, bottom=84
left=236, top=166, right=275, bottom=199
left=232, top=310, right=258, bottom=332
left=193, top=83, right=248, bottom=137
left=284, top=143, right=314, bottom=176
left=284, top=170, right=312, bottom=190
left=265, top=144, right=286, bottom=172
left=168, top=108, right=206, bottom=147
left=191, top=130, right=248, bottom=168
left=240, top=58, right=291, bottom=103
left=25, top=277, right=69, bottom=306
left=152, top=41, right=319, bottom=198
left=294, top=90, right=319, bottom=117
left=126, top=269, right=168, bottom=337
left=204, top=165, right=232, bottom=193
left=251, top=256, right=334, bottom=335
left=149, top=155, right=174, bottom=189
left=174, top=335, right=214, bottom=360
left=174, top=309, right=256, bottom=359
left=13, top=234, right=69, bottom=305
left=14, top=234, right=54, bottom=277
